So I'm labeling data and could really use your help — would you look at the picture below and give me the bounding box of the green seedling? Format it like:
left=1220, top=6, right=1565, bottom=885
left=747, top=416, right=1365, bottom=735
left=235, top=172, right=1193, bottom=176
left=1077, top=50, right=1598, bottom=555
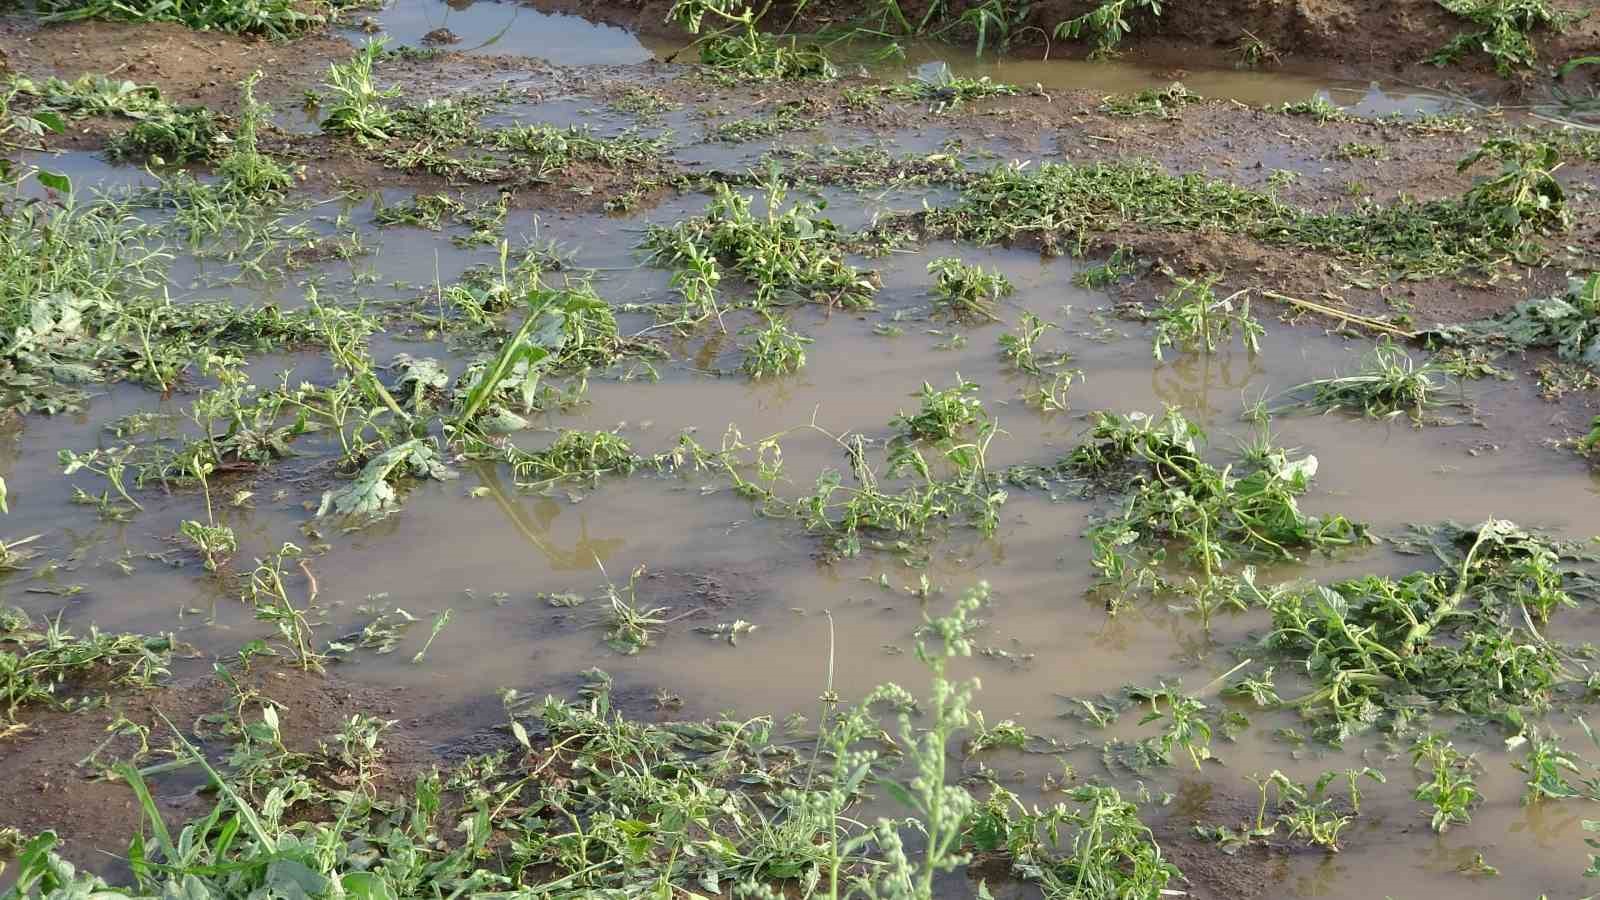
left=1411, top=732, right=1481, bottom=832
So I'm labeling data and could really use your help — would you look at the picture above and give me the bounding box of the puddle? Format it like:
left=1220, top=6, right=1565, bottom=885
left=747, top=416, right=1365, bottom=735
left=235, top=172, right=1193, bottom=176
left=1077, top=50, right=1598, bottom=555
left=878, top=51, right=1460, bottom=117
left=358, top=0, right=669, bottom=63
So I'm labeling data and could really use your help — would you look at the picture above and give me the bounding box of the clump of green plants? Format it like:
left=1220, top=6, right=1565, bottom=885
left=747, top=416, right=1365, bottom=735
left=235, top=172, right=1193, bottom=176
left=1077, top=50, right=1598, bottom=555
left=1199, top=767, right=1385, bottom=853
left=12, top=74, right=168, bottom=119
left=928, top=257, right=1012, bottom=322
left=494, top=429, right=641, bottom=487
left=857, top=71, right=1019, bottom=113
left=483, top=124, right=664, bottom=177
left=709, top=99, right=815, bottom=142
left=892, top=376, right=988, bottom=443
left=1275, top=341, right=1455, bottom=422
left=1073, top=246, right=1139, bottom=288
left=1262, top=519, right=1591, bottom=744
left=1100, top=82, right=1201, bottom=119
left=1071, top=409, right=1367, bottom=617
left=741, top=314, right=811, bottom=377
left=917, top=156, right=1560, bottom=279
left=38, top=0, right=331, bottom=38
left=320, top=39, right=400, bottom=145
left=597, top=566, right=669, bottom=654
left=9, top=585, right=1182, bottom=899
left=1430, top=0, right=1579, bottom=75
left=0, top=608, right=173, bottom=727
left=1335, top=142, right=1386, bottom=161
left=1279, top=95, right=1346, bottom=122
left=1428, top=274, right=1600, bottom=361
left=643, top=181, right=878, bottom=309
left=106, top=106, right=227, bottom=165
left=1145, top=273, right=1264, bottom=360
left=1458, top=137, right=1569, bottom=236
left=667, top=0, right=836, bottom=81
left=213, top=72, right=296, bottom=199
left=1054, top=0, right=1165, bottom=58
left=1231, top=29, right=1283, bottom=67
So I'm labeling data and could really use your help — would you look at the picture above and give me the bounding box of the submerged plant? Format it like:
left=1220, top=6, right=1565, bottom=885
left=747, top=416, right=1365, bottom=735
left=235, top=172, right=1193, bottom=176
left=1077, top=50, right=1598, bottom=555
left=1277, top=341, right=1454, bottom=422
left=1147, top=273, right=1264, bottom=360
left=742, top=314, right=811, bottom=378
left=928, top=257, right=1012, bottom=322
left=643, top=181, right=877, bottom=309
left=892, top=376, right=988, bottom=443
left=1411, top=732, right=1482, bottom=832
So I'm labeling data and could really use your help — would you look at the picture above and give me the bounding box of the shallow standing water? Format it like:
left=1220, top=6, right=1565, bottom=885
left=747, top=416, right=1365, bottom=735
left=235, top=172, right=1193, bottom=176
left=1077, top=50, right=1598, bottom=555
left=5, top=8, right=1599, bottom=899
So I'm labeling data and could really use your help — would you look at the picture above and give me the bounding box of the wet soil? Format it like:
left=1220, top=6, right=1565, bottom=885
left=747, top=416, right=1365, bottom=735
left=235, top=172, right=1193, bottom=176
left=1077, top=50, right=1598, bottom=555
left=0, top=665, right=425, bottom=869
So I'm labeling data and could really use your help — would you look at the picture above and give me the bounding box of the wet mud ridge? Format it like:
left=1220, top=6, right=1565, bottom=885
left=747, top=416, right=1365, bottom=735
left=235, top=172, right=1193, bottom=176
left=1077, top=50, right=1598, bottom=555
left=1, top=0, right=1599, bottom=897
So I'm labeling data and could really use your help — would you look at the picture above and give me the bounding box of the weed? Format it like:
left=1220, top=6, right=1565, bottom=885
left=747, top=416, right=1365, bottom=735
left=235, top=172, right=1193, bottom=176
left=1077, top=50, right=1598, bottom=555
left=668, top=0, right=836, bottom=81
left=1430, top=0, right=1578, bottom=75
left=1054, top=0, right=1165, bottom=58
left=1334, top=142, right=1387, bottom=161
left=999, top=312, right=1066, bottom=375
left=1280, top=95, right=1346, bottom=122
left=1276, top=341, right=1454, bottom=422
left=1134, top=685, right=1212, bottom=769
left=1073, top=246, right=1139, bottom=288
left=710, top=99, right=815, bottom=142
left=106, top=106, right=227, bottom=165
left=1264, top=519, right=1587, bottom=744
left=245, top=543, right=324, bottom=670
left=928, top=257, right=1012, bottom=322
left=643, top=181, right=878, bottom=309
left=1428, top=274, right=1600, bottom=361
left=1145, top=273, right=1264, bottom=360
left=1458, top=137, right=1569, bottom=236
left=742, top=314, right=811, bottom=378
left=611, top=87, right=682, bottom=117
left=0, top=610, right=173, bottom=726
left=1511, top=726, right=1586, bottom=802
left=1100, top=82, right=1201, bottom=119
left=1231, top=30, right=1282, bottom=67
left=38, top=0, right=331, bottom=38
left=1411, top=732, right=1481, bottom=831
left=918, top=156, right=1556, bottom=279
left=892, top=376, right=988, bottom=443
left=320, top=40, right=400, bottom=145
left=13, top=74, right=167, bottom=119
left=863, top=71, right=1019, bottom=113
left=215, top=73, right=296, bottom=199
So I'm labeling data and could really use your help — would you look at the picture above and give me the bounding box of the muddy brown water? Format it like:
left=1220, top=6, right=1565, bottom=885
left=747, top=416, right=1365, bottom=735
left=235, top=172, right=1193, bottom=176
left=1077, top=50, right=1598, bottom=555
left=6, top=12, right=1600, bottom=900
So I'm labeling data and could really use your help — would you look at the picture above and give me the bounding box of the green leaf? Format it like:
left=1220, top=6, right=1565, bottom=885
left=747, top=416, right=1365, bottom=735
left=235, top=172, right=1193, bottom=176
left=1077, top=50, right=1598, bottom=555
left=35, top=170, right=71, bottom=193
left=33, top=110, right=66, bottom=134
left=0, top=475, right=8, bottom=513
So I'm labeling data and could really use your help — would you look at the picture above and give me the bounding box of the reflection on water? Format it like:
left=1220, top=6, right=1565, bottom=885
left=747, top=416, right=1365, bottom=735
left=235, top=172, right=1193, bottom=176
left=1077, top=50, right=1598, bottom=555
left=361, top=0, right=667, bottom=63
left=893, top=55, right=1457, bottom=116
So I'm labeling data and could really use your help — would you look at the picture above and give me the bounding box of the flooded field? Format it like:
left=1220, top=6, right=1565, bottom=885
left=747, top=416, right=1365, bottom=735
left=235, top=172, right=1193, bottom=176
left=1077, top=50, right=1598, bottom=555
left=2, top=0, right=1600, bottom=898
